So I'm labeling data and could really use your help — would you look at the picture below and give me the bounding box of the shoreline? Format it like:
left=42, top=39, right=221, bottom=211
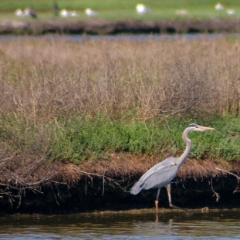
left=0, top=18, right=240, bottom=35
left=0, top=155, right=239, bottom=215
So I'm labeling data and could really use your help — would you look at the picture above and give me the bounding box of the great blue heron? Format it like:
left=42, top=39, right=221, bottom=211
left=130, top=123, right=215, bottom=213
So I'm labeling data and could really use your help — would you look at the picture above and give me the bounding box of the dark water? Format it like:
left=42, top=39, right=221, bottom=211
left=0, top=209, right=239, bottom=239
left=0, top=33, right=240, bottom=42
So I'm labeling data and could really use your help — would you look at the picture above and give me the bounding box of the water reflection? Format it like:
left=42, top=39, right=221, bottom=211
left=0, top=210, right=239, bottom=239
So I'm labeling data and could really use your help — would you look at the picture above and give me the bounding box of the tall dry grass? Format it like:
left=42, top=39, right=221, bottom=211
left=0, top=36, right=239, bottom=123
left=0, top=36, right=239, bottom=162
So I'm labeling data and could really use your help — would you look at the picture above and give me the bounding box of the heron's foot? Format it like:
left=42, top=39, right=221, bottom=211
left=155, top=212, right=159, bottom=222
left=169, top=203, right=192, bottom=215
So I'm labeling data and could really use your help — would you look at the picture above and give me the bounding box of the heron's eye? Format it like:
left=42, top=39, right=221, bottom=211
left=188, top=123, right=197, bottom=128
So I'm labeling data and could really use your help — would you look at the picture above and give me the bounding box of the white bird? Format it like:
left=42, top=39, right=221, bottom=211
left=84, top=8, right=98, bottom=16
left=226, top=9, right=236, bottom=15
left=69, top=11, right=78, bottom=17
left=215, top=3, right=224, bottom=10
left=136, top=4, right=151, bottom=14
left=175, top=9, right=188, bottom=15
left=23, top=8, right=37, bottom=18
left=60, top=9, right=78, bottom=17
left=15, top=9, right=24, bottom=16
left=60, top=9, right=69, bottom=17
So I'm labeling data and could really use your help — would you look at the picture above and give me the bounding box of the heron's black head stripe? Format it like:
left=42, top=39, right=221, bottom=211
left=188, top=123, right=198, bottom=128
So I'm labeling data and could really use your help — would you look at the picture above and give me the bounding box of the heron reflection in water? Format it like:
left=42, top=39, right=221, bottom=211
left=130, top=123, right=215, bottom=214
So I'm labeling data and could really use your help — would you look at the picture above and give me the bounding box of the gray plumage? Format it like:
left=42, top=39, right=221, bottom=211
left=130, top=123, right=214, bottom=212
left=130, top=156, right=180, bottom=195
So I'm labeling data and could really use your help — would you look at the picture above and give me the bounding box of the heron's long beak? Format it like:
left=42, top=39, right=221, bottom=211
left=198, top=125, right=215, bottom=131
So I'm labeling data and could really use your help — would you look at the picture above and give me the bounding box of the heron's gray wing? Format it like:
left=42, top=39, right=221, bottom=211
left=130, top=157, right=179, bottom=195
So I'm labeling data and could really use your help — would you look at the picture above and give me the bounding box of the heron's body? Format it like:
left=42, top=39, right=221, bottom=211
left=130, top=157, right=180, bottom=194
left=130, top=123, right=214, bottom=213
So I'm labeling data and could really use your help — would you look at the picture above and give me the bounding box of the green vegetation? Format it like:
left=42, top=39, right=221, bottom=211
left=1, top=112, right=240, bottom=163
left=43, top=115, right=240, bottom=163
left=0, top=0, right=240, bottom=20
left=0, top=36, right=240, bottom=164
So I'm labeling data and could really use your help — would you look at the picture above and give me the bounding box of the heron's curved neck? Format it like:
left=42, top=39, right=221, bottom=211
left=177, top=128, right=192, bottom=167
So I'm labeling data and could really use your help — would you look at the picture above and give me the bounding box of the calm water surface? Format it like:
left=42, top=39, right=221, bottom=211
left=0, top=209, right=239, bottom=239
left=1, top=33, right=240, bottom=42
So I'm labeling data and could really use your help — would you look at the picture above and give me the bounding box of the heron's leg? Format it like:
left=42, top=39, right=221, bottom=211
left=154, top=188, right=161, bottom=222
left=165, top=184, right=190, bottom=213
left=155, top=187, right=161, bottom=212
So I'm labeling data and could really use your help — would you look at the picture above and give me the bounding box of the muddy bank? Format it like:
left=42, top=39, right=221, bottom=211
left=0, top=153, right=239, bottom=214
left=0, top=18, right=240, bottom=35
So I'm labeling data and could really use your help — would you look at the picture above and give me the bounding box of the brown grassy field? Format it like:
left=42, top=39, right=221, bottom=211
left=1, top=36, right=240, bottom=163
left=0, top=36, right=240, bottom=167
left=0, top=36, right=240, bottom=121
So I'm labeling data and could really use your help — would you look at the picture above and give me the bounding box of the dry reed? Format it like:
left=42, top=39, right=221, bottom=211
left=0, top=36, right=239, bottom=123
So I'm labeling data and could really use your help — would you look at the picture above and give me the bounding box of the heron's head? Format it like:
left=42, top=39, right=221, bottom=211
left=187, top=123, right=215, bottom=132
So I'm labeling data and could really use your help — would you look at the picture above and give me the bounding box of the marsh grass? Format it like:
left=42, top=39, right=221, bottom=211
left=0, top=36, right=240, bottom=162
